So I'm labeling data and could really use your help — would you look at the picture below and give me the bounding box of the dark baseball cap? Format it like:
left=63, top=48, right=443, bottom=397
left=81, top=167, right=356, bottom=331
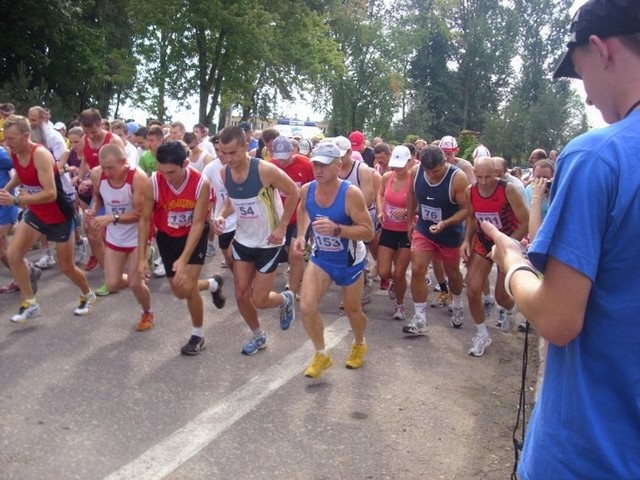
left=554, top=0, right=640, bottom=79
left=238, top=121, right=252, bottom=132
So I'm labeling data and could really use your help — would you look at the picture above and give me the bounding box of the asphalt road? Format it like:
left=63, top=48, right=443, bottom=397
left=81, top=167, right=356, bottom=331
left=0, top=251, right=536, bottom=480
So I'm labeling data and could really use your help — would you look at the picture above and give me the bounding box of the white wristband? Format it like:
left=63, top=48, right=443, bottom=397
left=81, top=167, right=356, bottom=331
left=504, top=263, right=538, bottom=298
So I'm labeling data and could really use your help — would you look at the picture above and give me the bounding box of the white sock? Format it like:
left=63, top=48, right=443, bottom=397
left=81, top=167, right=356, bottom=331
left=208, top=277, right=218, bottom=292
left=318, top=348, right=328, bottom=355
left=413, top=302, right=426, bottom=317
left=483, top=294, right=495, bottom=303
left=476, top=322, right=489, bottom=337
left=252, top=328, right=264, bottom=337
left=452, top=295, right=463, bottom=307
left=192, top=327, right=203, bottom=337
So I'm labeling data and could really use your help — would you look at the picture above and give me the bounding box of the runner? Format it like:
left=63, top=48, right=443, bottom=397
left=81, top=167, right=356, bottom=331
left=294, top=142, right=374, bottom=378
left=136, top=140, right=212, bottom=355
left=213, top=126, right=299, bottom=356
left=0, top=115, right=95, bottom=323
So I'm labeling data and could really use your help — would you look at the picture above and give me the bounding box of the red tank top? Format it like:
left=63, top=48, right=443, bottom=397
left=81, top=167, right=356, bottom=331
left=11, top=144, right=67, bottom=223
left=152, top=167, right=205, bottom=237
left=470, top=179, right=519, bottom=237
left=83, top=131, right=113, bottom=169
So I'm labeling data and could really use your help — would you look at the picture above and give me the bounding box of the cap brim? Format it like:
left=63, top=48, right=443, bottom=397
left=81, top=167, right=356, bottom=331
left=553, top=47, right=579, bottom=79
left=273, top=153, right=291, bottom=160
left=311, top=156, right=337, bottom=164
left=389, top=159, right=408, bottom=168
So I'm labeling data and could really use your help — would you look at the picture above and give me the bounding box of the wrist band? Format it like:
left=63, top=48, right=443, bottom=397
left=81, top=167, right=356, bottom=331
left=504, top=263, right=538, bottom=298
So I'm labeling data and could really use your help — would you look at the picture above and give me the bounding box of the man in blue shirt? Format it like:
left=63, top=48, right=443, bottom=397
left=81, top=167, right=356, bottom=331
left=482, top=1, right=640, bottom=478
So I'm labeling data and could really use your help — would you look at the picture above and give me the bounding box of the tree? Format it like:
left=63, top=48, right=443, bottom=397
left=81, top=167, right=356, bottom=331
left=483, top=0, right=588, bottom=160
left=0, top=0, right=136, bottom=120
left=128, top=0, right=342, bottom=126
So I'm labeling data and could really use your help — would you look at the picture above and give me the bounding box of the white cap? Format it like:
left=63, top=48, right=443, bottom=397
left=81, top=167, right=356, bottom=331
left=333, top=136, right=351, bottom=156
left=311, top=142, right=341, bottom=164
left=472, top=145, right=491, bottom=159
left=53, top=121, right=66, bottom=131
left=440, top=135, right=458, bottom=151
left=388, top=145, right=412, bottom=168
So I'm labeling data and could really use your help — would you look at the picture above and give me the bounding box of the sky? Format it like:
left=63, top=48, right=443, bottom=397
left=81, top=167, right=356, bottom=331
left=120, top=0, right=606, bottom=131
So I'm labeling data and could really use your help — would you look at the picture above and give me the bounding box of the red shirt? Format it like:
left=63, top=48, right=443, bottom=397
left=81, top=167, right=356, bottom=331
left=152, top=167, right=205, bottom=237
left=272, top=154, right=314, bottom=224
left=470, top=179, right=519, bottom=253
left=12, top=144, right=67, bottom=223
left=83, top=131, right=113, bottom=169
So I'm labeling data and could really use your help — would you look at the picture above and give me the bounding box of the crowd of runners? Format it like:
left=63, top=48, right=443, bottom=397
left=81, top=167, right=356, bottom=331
left=0, top=103, right=557, bottom=375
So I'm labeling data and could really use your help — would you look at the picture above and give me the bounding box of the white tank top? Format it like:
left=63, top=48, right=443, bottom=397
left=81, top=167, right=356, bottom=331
left=99, top=168, right=138, bottom=248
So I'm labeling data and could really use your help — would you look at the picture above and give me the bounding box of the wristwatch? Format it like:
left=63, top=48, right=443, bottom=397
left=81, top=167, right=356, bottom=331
left=113, top=214, right=120, bottom=224
left=333, top=224, right=341, bottom=236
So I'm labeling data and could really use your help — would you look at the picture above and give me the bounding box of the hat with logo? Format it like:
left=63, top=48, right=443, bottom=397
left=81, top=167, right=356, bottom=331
left=554, top=0, right=640, bottom=79
left=388, top=145, right=412, bottom=168
left=472, top=145, right=492, bottom=159
left=348, top=130, right=366, bottom=150
left=272, top=136, right=293, bottom=160
left=334, top=136, right=352, bottom=156
left=311, top=142, right=341, bottom=164
left=439, top=135, right=458, bottom=152
left=298, top=138, right=313, bottom=156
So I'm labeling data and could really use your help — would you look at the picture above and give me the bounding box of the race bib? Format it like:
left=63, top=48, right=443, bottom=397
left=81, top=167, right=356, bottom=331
left=385, top=204, right=405, bottom=222
left=235, top=199, right=259, bottom=219
left=420, top=204, right=442, bottom=223
left=314, top=232, right=343, bottom=252
left=475, top=211, right=502, bottom=229
left=167, top=210, right=193, bottom=229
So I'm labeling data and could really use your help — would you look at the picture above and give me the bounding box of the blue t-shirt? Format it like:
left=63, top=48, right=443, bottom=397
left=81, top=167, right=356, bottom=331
left=521, top=111, right=640, bottom=479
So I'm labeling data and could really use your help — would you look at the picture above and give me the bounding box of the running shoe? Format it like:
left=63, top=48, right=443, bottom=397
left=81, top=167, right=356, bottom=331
left=11, top=300, right=40, bottom=323
left=180, top=335, right=205, bottom=355
left=345, top=342, right=368, bottom=369
left=393, top=303, right=406, bottom=320
left=74, top=291, right=97, bottom=316
left=495, top=308, right=505, bottom=327
left=501, top=309, right=516, bottom=332
left=136, top=311, right=154, bottom=331
left=430, top=291, right=452, bottom=308
left=468, top=334, right=492, bottom=357
left=241, top=331, right=267, bottom=356
left=0, top=281, right=20, bottom=294
left=205, top=241, right=216, bottom=257
left=74, top=237, right=89, bottom=265
left=146, top=245, right=156, bottom=273
left=29, top=265, right=42, bottom=295
left=95, top=281, right=110, bottom=297
left=518, top=317, right=529, bottom=332
left=304, top=352, right=333, bottom=378
left=280, top=290, right=295, bottom=330
left=153, top=262, right=166, bottom=278
left=387, top=280, right=396, bottom=301
left=221, top=259, right=229, bottom=269
left=483, top=299, right=496, bottom=319
left=210, top=274, right=226, bottom=309
left=402, top=315, right=427, bottom=336
left=84, top=256, right=98, bottom=272
left=35, top=252, right=56, bottom=270
left=451, top=305, right=464, bottom=328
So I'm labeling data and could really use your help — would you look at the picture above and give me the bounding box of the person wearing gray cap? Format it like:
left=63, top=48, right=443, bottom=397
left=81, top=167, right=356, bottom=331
left=481, top=0, right=640, bottom=478
left=293, top=142, right=374, bottom=378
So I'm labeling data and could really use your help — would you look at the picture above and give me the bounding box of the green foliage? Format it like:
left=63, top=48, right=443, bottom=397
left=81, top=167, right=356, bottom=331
left=0, top=0, right=136, bottom=120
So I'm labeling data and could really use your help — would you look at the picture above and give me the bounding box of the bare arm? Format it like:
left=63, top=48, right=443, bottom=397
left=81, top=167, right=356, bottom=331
left=481, top=221, right=591, bottom=345
left=312, top=185, right=374, bottom=242
left=137, top=178, right=155, bottom=270
left=293, top=183, right=311, bottom=254
left=357, top=163, right=375, bottom=206
left=505, top=183, right=529, bottom=241
left=406, top=165, right=418, bottom=237
left=259, top=160, right=300, bottom=239
left=376, top=171, right=392, bottom=223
